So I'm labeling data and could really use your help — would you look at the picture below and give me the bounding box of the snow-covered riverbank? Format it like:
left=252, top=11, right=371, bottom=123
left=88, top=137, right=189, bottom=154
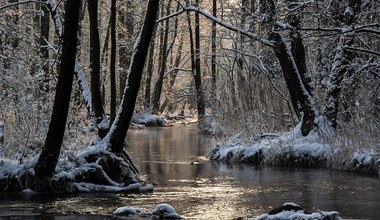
left=208, top=120, right=380, bottom=177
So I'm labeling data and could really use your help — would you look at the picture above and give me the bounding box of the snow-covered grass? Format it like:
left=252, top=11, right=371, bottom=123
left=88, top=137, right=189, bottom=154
left=208, top=117, right=380, bottom=177
left=114, top=203, right=182, bottom=219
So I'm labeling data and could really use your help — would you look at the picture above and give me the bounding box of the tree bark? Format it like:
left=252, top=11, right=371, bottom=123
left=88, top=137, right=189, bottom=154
left=110, top=0, right=117, bottom=123
left=88, top=0, right=108, bottom=138
left=324, top=0, right=360, bottom=128
left=194, top=0, right=206, bottom=119
left=152, top=0, right=172, bottom=114
left=211, top=0, right=217, bottom=101
left=108, top=0, right=159, bottom=153
left=270, top=32, right=318, bottom=136
left=35, top=0, right=81, bottom=178
left=144, top=33, right=156, bottom=109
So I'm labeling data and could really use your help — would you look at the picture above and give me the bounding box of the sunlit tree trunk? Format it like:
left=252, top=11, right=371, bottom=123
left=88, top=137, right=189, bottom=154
left=35, top=0, right=81, bottom=178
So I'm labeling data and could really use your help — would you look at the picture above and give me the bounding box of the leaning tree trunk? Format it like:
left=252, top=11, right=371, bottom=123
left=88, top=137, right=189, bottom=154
left=35, top=0, right=81, bottom=178
left=108, top=0, right=159, bottom=154
left=270, top=32, right=318, bottom=136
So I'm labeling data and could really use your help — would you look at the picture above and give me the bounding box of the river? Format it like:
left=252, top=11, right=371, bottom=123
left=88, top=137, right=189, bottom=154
left=0, top=125, right=379, bottom=219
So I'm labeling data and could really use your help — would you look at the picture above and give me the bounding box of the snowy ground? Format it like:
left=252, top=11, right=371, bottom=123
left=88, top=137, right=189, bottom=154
left=208, top=117, right=380, bottom=177
left=0, top=142, right=153, bottom=193
left=114, top=203, right=182, bottom=219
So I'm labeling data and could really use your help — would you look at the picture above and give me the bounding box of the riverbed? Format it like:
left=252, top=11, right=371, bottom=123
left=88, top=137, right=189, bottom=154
left=0, top=125, right=379, bottom=219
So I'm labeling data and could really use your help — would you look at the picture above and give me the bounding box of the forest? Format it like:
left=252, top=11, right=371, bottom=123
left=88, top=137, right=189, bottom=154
left=0, top=0, right=379, bottom=218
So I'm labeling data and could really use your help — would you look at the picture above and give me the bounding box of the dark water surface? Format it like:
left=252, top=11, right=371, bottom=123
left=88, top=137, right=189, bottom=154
left=0, top=125, right=379, bottom=219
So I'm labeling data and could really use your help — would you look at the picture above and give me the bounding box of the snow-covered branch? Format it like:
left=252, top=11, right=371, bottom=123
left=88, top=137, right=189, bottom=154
left=74, top=62, right=94, bottom=116
left=46, top=0, right=63, bottom=38
left=47, top=0, right=94, bottom=119
left=344, top=46, right=380, bottom=57
left=277, top=23, right=380, bottom=35
left=157, top=6, right=274, bottom=47
left=285, top=0, right=313, bottom=13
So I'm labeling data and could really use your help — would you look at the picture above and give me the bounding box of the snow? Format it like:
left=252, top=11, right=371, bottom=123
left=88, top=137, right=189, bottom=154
left=344, top=6, right=354, bottom=17
left=254, top=210, right=340, bottom=220
left=47, top=0, right=63, bottom=37
left=0, top=154, right=38, bottom=179
left=74, top=61, right=94, bottom=118
left=98, top=115, right=109, bottom=130
left=114, top=203, right=182, bottom=219
left=21, top=188, right=34, bottom=193
left=74, top=182, right=153, bottom=193
left=252, top=202, right=341, bottom=220
left=132, top=111, right=165, bottom=127
left=114, top=207, right=143, bottom=215
left=208, top=117, right=380, bottom=176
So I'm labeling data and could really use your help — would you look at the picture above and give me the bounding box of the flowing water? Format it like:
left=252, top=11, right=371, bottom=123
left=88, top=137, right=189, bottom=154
left=0, top=125, right=379, bottom=219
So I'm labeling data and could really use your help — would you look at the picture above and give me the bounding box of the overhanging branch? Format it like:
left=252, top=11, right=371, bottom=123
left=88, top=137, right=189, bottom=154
left=157, top=6, right=274, bottom=47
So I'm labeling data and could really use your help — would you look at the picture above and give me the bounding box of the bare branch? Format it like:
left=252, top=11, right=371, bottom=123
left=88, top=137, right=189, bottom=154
left=344, top=46, right=380, bottom=57
left=157, top=6, right=274, bottom=47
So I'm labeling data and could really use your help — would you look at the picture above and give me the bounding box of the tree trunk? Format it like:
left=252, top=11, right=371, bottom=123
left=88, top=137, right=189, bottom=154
left=110, top=0, right=117, bottom=123
left=161, top=32, right=184, bottom=113
left=144, top=33, right=156, bottom=109
left=211, top=0, right=217, bottom=102
left=108, top=0, right=159, bottom=154
left=270, top=32, right=318, bottom=136
left=35, top=0, right=81, bottom=178
left=152, top=0, right=172, bottom=114
left=88, top=0, right=108, bottom=138
left=194, top=0, right=206, bottom=120
left=324, top=0, right=360, bottom=128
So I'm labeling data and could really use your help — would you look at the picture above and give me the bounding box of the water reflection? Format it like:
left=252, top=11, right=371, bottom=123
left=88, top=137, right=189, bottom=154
left=126, top=125, right=380, bottom=219
left=0, top=125, right=379, bottom=219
